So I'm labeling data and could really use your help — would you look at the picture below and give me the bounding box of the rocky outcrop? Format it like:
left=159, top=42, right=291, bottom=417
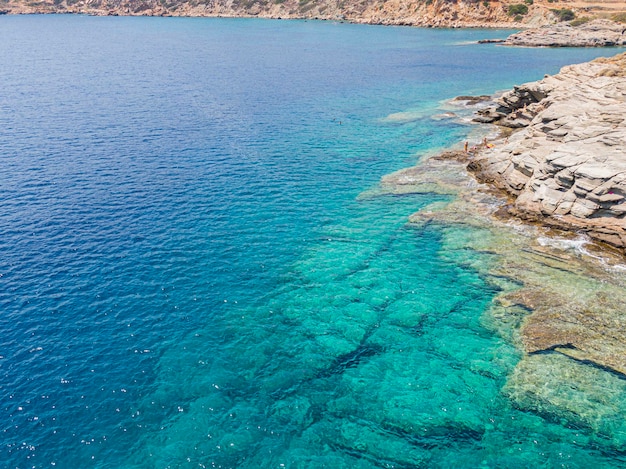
left=504, top=19, right=626, bottom=47
left=384, top=51, right=626, bottom=439
left=469, top=53, right=626, bottom=251
left=383, top=115, right=626, bottom=438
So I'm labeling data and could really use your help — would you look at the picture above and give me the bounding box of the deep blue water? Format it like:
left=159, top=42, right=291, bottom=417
left=0, top=15, right=623, bottom=468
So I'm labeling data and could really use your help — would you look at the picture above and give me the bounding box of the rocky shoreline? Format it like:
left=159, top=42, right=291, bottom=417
left=503, top=19, right=626, bottom=47
left=458, top=52, right=626, bottom=398
left=0, top=0, right=523, bottom=27
left=379, top=54, right=626, bottom=435
left=4, top=0, right=626, bottom=35
left=469, top=52, right=626, bottom=251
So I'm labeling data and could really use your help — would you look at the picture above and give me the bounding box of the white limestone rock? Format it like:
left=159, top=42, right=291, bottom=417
left=468, top=52, right=626, bottom=250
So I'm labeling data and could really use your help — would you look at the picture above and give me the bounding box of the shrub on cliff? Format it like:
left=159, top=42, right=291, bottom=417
left=551, top=8, right=575, bottom=22
left=507, top=3, right=528, bottom=16
left=612, top=13, right=626, bottom=23
left=569, top=17, right=590, bottom=27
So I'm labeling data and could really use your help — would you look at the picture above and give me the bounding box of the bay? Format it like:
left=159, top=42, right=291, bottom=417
left=0, top=15, right=622, bottom=468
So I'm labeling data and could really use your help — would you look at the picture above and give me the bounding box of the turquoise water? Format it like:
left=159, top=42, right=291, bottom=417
left=0, top=15, right=624, bottom=468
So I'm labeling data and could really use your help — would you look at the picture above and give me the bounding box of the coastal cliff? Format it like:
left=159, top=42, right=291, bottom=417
left=469, top=52, right=626, bottom=251
left=0, top=0, right=516, bottom=27
left=2, top=0, right=623, bottom=28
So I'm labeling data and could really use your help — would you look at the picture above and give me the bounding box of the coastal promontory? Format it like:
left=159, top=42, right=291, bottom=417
left=469, top=52, right=626, bottom=250
left=503, top=18, right=626, bottom=46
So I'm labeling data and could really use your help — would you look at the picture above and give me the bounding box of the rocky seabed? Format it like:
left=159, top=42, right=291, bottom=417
left=381, top=53, right=626, bottom=450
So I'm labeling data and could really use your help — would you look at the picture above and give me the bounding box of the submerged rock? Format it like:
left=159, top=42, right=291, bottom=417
left=505, top=353, right=626, bottom=448
left=477, top=38, right=505, bottom=44
left=452, top=95, right=492, bottom=105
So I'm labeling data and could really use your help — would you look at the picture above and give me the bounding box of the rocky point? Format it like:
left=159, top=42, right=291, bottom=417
left=469, top=52, right=626, bottom=251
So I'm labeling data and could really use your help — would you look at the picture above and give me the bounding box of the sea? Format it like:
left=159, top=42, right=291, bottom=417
left=1, top=14, right=625, bottom=468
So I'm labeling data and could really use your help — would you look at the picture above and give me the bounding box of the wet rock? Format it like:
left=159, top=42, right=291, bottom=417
left=472, top=113, right=499, bottom=124
left=477, top=38, right=505, bottom=44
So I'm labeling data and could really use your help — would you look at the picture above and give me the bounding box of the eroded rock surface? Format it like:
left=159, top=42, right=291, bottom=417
left=504, top=19, right=626, bottom=47
left=505, top=353, right=626, bottom=444
left=470, top=52, right=626, bottom=251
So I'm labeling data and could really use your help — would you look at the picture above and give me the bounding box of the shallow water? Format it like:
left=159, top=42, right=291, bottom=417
left=1, top=15, right=625, bottom=468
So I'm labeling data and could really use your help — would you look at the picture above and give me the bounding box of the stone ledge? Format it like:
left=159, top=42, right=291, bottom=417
left=468, top=52, right=626, bottom=252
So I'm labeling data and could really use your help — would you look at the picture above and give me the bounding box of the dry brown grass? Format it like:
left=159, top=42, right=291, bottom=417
left=594, top=52, right=626, bottom=76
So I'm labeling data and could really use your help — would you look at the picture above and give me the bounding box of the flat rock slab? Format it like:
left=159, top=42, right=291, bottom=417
left=504, top=19, right=626, bottom=47
left=469, top=52, right=626, bottom=252
left=520, top=292, right=626, bottom=375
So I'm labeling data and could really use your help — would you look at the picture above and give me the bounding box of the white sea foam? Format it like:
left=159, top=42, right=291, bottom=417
left=506, top=220, right=535, bottom=234
left=535, top=234, right=626, bottom=271
left=537, top=235, right=590, bottom=253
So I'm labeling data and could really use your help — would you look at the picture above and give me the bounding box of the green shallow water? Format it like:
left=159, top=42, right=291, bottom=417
left=137, top=194, right=517, bottom=468
left=136, top=190, right=626, bottom=468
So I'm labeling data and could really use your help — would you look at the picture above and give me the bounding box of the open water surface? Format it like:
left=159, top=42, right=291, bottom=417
left=0, top=15, right=624, bottom=468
